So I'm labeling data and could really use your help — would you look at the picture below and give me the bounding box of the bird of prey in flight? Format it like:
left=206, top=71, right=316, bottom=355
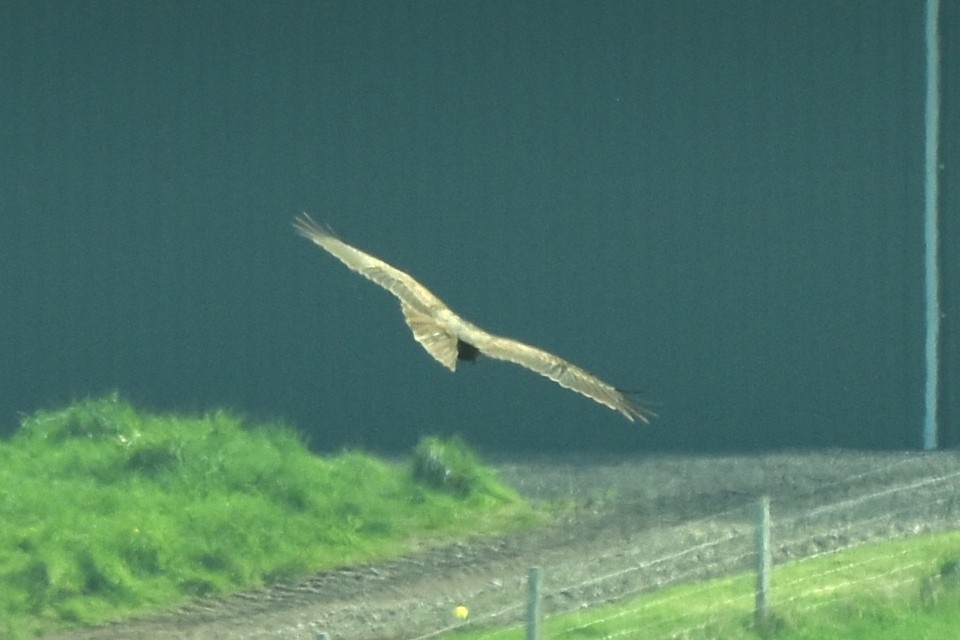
left=294, top=214, right=654, bottom=422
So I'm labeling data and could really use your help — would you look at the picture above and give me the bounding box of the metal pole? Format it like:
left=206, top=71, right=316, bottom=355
left=526, top=566, right=542, bottom=640
left=755, top=496, right=771, bottom=629
left=923, top=0, right=942, bottom=450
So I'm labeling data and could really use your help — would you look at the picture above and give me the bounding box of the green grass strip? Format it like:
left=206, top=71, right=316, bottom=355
left=0, top=394, right=536, bottom=639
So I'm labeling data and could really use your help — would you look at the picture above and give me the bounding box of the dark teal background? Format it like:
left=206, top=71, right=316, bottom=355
left=1, top=2, right=957, bottom=452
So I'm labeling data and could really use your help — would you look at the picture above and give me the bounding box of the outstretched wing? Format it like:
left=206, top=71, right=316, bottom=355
left=460, top=327, right=655, bottom=423
left=294, top=214, right=462, bottom=371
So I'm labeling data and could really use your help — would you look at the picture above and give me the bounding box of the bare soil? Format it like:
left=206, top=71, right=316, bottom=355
left=47, top=450, right=960, bottom=640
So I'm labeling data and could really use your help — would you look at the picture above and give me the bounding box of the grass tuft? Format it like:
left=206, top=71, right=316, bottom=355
left=0, top=394, right=535, bottom=638
left=411, top=435, right=513, bottom=500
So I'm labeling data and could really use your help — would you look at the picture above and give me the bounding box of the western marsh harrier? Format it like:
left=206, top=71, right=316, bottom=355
left=294, top=214, right=653, bottom=422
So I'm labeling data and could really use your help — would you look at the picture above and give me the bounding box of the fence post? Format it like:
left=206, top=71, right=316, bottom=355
left=755, top=495, right=771, bottom=628
left=526, top=566, right=542, bottom=640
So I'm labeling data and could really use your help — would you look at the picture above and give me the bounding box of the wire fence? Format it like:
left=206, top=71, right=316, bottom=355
left=397, top=457, right=960, bottom=640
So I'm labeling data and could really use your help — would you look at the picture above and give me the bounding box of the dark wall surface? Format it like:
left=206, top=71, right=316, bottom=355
left=1, top=1, right=955, bottom=453
left=939, top=0, right=960, bottom=449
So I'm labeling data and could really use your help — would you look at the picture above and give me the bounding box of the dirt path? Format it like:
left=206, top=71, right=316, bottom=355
left=47, top=451, right=960, bottom=640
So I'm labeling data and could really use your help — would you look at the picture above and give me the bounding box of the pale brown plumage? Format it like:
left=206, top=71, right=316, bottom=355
left=294, top=214, right=654, bottom=422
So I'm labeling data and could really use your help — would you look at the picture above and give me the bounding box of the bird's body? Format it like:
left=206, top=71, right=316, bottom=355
left=294, top=214, right=654, bottom=422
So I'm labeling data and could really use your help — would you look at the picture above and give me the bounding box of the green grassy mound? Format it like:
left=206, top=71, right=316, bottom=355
left=0, top=394, right=535, bottom=638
